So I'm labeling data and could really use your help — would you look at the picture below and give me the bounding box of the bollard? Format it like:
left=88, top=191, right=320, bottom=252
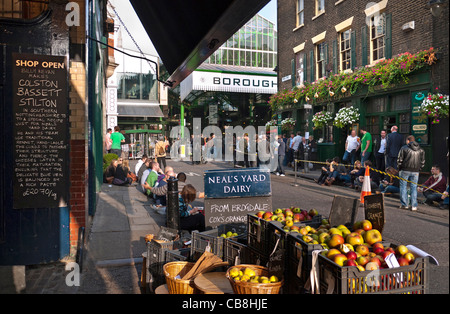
left=166, top=176, right=180, bottom=230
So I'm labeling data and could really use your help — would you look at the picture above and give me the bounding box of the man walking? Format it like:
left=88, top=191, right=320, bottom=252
left=360, top=127, right=372, bottom=164
left=385, top=126, right=404, bottom=169
left=397, top=135, right=425, bottom=211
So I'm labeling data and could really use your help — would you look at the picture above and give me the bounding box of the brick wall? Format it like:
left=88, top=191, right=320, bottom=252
left=68, top=0, right=88, bottom=256
left=278, top=0, right=448, bottom=91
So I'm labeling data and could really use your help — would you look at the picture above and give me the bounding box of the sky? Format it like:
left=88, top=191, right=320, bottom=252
left=109, top=0, right=277, bottom=57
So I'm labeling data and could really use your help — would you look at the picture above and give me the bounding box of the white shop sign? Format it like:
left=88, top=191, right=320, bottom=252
left=181, top=71, right=277, bottom=100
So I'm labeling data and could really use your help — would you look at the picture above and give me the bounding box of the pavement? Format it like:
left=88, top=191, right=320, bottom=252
left=21, top=158, right=448, bottom=294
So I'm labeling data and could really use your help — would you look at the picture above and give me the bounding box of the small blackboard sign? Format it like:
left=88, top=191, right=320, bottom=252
left=329, top=195, right=359, bottom=228
left=268, top=246, right=285, bottom=279
left=156, top=226, right=179, bottom=242
left=363, top=194, right=385, bottom=233
left=204, top=196, right=272, bottom=229
left=12, top=53, right=69, bottom=209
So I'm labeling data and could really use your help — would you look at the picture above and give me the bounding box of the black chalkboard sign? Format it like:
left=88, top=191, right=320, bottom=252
left=156, top=226, right=179, bottom=242
left=12, top=53, right=69, bottom=209
left=204, top=196, right=272, bottom=229
left=364, top=194, right=385, bottom=233
left=329, top=195, right=359, bottom=228
left=268, top=244, right=285, bottom=279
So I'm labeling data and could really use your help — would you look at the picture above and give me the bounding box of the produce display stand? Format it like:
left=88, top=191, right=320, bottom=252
left=190, top=224, right=246, bottom=260
left=144, top=189, right=434, bottom=295
left=317, top=244, right=429, bottom=294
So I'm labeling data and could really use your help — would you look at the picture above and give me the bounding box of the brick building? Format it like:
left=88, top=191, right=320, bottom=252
left=0, top=0, right=109, bottom=265
left=276, top=0, right=449, bottom=173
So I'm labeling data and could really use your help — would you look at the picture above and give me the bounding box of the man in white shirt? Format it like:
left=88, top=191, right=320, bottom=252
left=291, top=131, right=302, bottom=152
left=342, top=130, right=360, bottom=167
left=375, top=130, right=387, bottom=171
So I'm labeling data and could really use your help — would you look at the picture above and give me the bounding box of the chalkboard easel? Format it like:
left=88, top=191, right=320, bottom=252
left=328, top=195, right=359, bottom=228
left=363, top=194, right=385, bottom=233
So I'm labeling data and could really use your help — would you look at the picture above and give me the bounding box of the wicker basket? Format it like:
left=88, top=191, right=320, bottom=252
left=226, top=264, right=284, bottom=294
left=163, top=262, right=198, bottom=294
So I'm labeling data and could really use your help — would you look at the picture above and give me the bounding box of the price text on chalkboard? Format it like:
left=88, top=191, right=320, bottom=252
left=12, top=53, right=69, bottom=209
left=364, top=194, right=385, bottom=232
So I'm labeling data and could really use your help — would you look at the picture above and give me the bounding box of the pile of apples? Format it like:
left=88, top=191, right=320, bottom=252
left=255, top=207, right=319, bottom=228
left=219, top=231, right=239, bottom=238
left=305, top=220, right=417, bottom=272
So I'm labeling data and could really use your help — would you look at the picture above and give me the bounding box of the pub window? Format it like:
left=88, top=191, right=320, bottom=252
left=370, top=13, right=386, bottom=63
left=391, top=93, right=410, bottom=111
left=0, top=0, right=48, bottom=19
left=315, top=0, right=325, bottom=16
left=296, top=0, right=304, bottom=27
left=340, top=29, right=352, bottom=71
left=367, top=96, right=387, bottom=113
left=316, top=42, right=326, bottom=79
left=295, top=52, right=305, bottom=86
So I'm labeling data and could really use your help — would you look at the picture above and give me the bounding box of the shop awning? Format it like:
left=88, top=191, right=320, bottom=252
left=117, top=102, right=164, bottom=118
left=129, top=0, right=270, bottom=88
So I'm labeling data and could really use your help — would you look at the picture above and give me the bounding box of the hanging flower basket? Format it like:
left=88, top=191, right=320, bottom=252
left=265, top=119, right=278, bottom=131
left=312, top=111, right=333, bottom=129
left=419, top=92, right=449, bottom=124
left=281, top=118, right=296, bottom=132
left=334, top=106, right=360, bottom=128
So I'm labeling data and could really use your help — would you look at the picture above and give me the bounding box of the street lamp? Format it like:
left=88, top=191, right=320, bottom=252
left=428, top=0, right=447, bottom=17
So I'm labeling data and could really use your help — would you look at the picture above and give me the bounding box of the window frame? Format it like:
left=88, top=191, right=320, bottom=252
left=316, top=42, right=326, bottom=80
left=296, top=0, right=304, bottom=27
left=315, top=0, right=325, bottom=16
left=339, top=29, right=352, bottom=72
left=369, top=13, right=386, bottom=64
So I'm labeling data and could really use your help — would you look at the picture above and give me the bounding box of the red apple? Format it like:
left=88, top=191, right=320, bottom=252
left=293, top=213, right=301, bottom=222
left=328, top=234, right=345, bottom=248
left=357, top=256, right=369, bottom=266
left=380, top=251, right=392, bottom=261
left=397, top=257, right=409, bottom=266
left=372, top=242, right=384, bottom=251
left=301, top=210, right=308, bottom=217
left=346, top=232, right=365, bottom=247
left=404, top=252, right=415, bottom=264
left=373, top=247, right=384, bottom=255
left=354, top=229, right=365, bottom=235
left=361, top=220, right=373, bottom=231
left=385, top=247, right=395, bottom=255
left=308, top=208, right=318, bottom=217
left=305, top=215, right=312, bottom=221
left=346, top=251, right=358, bottom=261
left=355, top=244, right=369, bottom=256
left=285, top=209, right=294, bottom=217
left=333, top=254, right=348, bottom=266
left=345, top=259, right=357, bottom=267
left=263, top=212, right=273, bottom=220
left=363, top=229, right=383, bottom=246
left=370, top=256, right=382, bottom=267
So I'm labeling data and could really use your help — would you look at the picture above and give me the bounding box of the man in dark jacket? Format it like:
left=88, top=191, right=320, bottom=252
left=386, top=126, right=404, bottom=170
left=397, top=135, right=425, bottom=211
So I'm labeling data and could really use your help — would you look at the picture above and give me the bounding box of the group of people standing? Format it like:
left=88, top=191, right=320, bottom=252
left=326, top=126, right=448, bottom=211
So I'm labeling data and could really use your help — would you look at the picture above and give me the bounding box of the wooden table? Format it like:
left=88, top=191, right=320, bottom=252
left=194, top=272, right=234, bottom=294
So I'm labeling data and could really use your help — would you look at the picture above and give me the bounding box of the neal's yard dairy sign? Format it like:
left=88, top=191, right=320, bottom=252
left=204, top=169, right=272, bottom=229
left=204, top=168, right=271, bottom=199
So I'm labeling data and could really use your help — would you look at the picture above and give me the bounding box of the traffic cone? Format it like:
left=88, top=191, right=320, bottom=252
left=360, top=167, right=372, bottom=204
